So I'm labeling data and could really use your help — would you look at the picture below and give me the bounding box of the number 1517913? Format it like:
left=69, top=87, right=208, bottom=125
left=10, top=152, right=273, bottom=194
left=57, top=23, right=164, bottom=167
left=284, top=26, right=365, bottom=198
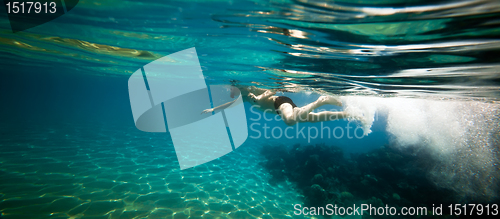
left=5, top=2, right=57, bottom=14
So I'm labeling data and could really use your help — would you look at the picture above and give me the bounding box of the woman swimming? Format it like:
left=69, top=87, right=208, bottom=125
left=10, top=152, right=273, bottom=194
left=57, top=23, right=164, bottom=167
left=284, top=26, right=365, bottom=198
left=202, top=86, right=353, bottom=126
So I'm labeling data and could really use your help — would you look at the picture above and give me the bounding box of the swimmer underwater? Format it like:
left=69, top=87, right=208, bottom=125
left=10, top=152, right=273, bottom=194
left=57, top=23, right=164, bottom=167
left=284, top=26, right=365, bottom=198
left=202, top=85, right=364, bottom=126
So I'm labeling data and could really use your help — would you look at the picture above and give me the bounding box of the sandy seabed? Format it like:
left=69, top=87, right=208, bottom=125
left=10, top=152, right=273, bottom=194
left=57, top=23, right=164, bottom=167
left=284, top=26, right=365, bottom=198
left=0, top=123, right=313, bottom=219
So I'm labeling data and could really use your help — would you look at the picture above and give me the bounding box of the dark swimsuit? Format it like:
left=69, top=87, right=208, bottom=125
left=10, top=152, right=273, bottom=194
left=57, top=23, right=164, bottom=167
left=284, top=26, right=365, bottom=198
left=274, top=96, right=297, bottom=114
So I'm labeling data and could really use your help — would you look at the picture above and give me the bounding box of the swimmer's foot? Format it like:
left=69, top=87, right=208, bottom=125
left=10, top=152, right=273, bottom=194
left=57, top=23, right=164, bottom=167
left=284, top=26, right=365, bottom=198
left=353, top=114, right=368, bottom=126
left=348, top=112, right=370, bottom=129
left=318, top=95, right=343, bottom=107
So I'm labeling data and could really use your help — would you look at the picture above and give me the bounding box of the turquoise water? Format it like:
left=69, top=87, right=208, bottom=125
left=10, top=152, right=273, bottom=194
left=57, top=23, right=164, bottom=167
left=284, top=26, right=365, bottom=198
left=1, top=0, right=500, bottom=218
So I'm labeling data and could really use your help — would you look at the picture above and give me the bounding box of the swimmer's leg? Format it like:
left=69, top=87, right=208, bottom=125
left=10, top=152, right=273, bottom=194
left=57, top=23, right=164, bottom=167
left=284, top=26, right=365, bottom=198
left=278, top=104, right=297, bottom=126
left=279, top=96, right=343, bottom=126
left=306, top=111, right=348, bottom=123
left=292, top=96, right=342, bottom=122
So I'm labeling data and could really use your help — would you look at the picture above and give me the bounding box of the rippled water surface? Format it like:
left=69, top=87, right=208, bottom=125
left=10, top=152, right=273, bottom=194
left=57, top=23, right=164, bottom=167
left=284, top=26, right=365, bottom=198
left=1, top=0, right=500, bottom=99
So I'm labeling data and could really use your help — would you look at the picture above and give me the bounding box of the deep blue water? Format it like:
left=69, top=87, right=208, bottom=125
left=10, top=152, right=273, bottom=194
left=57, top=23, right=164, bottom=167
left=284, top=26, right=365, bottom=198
left=1, top=0, right=500, bottom=218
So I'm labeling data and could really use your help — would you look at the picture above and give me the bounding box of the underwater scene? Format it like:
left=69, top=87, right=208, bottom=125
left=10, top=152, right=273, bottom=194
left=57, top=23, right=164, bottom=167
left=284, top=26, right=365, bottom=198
left=1, top=0, right=499, bottom=218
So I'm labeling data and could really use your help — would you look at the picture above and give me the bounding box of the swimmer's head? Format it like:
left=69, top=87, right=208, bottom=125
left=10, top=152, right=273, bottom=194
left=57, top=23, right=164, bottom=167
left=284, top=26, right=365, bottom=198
left=230, top=86, right=240, bottom=98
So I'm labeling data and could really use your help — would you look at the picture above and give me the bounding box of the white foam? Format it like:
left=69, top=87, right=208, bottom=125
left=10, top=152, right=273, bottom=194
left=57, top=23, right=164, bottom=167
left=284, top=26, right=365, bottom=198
left=341, top=96, right=500, bottom=200
left=341, top=96, right=378, bottom=136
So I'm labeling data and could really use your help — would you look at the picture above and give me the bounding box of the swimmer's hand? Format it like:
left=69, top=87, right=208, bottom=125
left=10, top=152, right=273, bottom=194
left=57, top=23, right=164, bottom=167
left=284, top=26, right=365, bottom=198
left=201, top=108, right=214, bottom=114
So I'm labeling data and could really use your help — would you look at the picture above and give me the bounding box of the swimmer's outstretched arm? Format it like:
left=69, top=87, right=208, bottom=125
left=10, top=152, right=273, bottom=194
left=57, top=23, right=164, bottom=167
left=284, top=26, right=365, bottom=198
left=246, top=86, right=268, bottom=95
left=201, top=98, right=238, bottom=114
left=250, top=90, right=276, bottom=100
